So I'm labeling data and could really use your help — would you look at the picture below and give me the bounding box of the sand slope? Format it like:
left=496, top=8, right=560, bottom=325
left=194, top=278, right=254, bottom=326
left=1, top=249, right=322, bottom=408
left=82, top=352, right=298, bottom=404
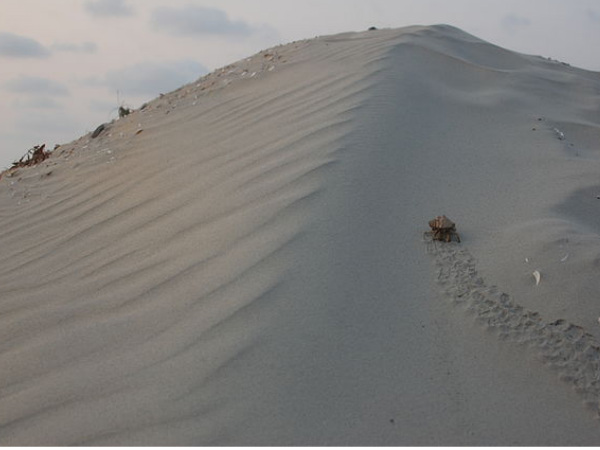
left=1, top=25, right=600, bottom=445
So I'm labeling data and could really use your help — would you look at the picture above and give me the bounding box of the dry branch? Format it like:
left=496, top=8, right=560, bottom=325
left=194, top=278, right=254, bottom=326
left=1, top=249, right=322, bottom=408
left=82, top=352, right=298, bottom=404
left=12, top=144, right=50, bottom=168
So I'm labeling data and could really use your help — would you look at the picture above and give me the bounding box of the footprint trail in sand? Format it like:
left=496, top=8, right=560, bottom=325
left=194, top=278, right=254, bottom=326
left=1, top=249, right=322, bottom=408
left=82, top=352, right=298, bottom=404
left=428, top=239, right=600, bottom=415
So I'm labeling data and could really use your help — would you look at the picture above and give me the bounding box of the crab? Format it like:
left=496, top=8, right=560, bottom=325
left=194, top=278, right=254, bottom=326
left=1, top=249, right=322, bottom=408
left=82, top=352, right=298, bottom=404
left=427, top=215, right=461, bottom=243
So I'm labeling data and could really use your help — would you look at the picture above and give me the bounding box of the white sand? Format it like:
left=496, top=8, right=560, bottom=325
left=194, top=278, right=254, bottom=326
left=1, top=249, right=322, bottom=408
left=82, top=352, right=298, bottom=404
left=2, top=25, right=600, bottom=445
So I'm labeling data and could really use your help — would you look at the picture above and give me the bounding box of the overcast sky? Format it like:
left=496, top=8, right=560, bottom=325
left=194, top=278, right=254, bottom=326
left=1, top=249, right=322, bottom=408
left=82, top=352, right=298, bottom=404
left=1, top=0, right=599, bottom=168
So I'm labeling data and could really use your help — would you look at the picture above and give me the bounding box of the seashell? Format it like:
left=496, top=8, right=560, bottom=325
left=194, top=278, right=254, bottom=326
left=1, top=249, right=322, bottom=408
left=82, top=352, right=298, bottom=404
left=533, top=270, right=542, bottom=286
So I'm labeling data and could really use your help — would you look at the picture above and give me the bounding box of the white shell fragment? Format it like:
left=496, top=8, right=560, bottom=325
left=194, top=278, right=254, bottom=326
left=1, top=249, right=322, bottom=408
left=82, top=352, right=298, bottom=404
left=533, top=270, right=542, bottom=286
left=561, top=253, right=570, bottom=263
left=553, top=128, right=565, bottom=140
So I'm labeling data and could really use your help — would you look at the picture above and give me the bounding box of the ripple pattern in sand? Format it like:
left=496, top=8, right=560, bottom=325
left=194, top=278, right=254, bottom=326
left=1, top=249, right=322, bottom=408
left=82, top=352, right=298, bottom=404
left=0, top=31, right=401, bottom=446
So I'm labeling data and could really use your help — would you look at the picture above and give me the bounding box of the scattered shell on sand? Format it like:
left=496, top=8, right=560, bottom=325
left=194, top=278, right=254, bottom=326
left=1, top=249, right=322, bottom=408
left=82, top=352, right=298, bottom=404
left=553, top=128, right=566, bottom=141
left=533, top=270, right=542, bottom=286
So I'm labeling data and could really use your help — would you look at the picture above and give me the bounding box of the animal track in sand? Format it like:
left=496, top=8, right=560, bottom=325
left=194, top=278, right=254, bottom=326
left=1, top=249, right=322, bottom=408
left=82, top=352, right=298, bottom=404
left=426, top=239, right=600, bottom=416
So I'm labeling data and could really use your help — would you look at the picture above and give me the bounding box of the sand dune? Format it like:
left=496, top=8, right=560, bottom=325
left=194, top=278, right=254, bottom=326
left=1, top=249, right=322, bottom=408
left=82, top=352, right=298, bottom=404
left=1, top=25, right=600, bottom=445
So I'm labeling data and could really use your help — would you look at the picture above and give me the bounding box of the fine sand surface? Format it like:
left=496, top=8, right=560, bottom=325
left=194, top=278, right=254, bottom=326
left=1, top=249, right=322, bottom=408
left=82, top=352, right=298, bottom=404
left=1, top=25, right=600, bottom=445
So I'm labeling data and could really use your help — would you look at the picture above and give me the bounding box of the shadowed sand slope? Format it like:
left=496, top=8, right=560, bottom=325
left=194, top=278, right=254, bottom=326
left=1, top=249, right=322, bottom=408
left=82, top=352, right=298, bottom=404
left=1, top=25, right=600, bottom=445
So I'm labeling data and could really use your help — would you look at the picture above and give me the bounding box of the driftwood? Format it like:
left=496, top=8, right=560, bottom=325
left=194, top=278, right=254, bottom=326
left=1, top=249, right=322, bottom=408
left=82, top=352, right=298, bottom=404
left=91, top=123, right=107, bottom=138
left=12, top=144, right=50, bottom=168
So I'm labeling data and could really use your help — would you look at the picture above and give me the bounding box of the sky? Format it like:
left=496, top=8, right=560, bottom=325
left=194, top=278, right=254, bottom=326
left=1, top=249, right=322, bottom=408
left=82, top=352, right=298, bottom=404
left=1, top=0, right=599, bottom=169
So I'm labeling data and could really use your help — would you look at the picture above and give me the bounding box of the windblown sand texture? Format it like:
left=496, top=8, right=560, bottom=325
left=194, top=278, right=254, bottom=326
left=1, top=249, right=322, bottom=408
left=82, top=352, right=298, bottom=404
left=2, top=25, right=600, bottom=445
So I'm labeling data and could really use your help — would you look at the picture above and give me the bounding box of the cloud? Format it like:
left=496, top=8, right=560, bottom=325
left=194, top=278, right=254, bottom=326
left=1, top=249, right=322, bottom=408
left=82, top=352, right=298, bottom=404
left=13, top=97, right=64, bottom=110
left=0, top=32, right=50, bottom=58
left=13, top=109, right=83, bottom=142
left=4, top=75, right=70, bottom=97
left=84, top=0, right=133, bottom=17
left=151, top=5, right=254, bottom=37
left=586, top=9, right=600, bottom=23
left=92, top=60, right=208, bottom=97
left=52, top=42, right=98, bottom=54
left=89, top=99, right=119, bottom=114
left=501, top=13, right=531, bottom=32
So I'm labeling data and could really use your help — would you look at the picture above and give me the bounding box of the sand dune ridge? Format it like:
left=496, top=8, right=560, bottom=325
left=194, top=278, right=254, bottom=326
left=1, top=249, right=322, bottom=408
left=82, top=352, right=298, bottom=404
left=1, top=25, right=600, bottom=445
